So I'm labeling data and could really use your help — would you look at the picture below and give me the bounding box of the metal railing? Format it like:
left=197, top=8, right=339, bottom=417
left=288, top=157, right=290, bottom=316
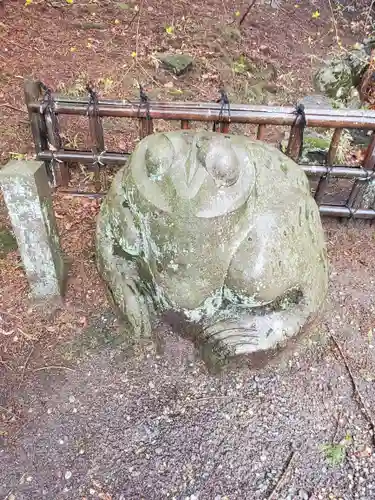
left=24, top=80, right=375, bottom=219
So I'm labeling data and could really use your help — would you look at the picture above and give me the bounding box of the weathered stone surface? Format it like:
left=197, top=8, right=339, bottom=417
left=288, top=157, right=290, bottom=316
left=360, top=179, right=375, bottom=209
left=157, top=53, right=193, bottom=75
left=96, top=131, right=328, bottom=360
left=313, top=57, right=353, bottom=100
left=346, top=86, right=362, bottom=109
left=347, top=45, right=369, bottom=86
left=0, top=160, right=66, bottom=300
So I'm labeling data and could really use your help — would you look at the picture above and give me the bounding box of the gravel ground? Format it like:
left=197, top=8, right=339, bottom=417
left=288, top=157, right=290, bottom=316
left=1, top=220, right=375, bottom=500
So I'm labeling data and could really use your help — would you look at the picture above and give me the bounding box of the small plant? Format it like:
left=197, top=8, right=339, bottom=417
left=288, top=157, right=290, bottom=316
left=320, top=434, right=352, bottom=466
left=98, top=77, right=114, bottom=94
left=57, top=73, right=95, bottom=97
left=9, top=152, right=27, bottom=160
left=232, top=55, right=249, bottom=75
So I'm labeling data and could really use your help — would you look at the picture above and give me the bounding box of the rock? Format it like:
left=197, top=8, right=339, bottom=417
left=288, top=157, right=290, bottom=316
left=96, top=131, right=328, bottom=364
left=349, top=128, right=372, bottom=147
left=298, top=489, right=310, bottom=500
left=300, top=130, right=331, bottom=165
left=346, top=87, right=362, bottom=109
left=313, top=57, right=353, bottom=101
left=347, top=45, right=369, bottom=86
left=361, top=179, right=375, bottom=209
left=116, top=2, right=129, bottom=9
left=299, top=94, right=332, bottom=109
left=156, top=53, right=193, bottom=76
left=363, top=36, right=375, bottom=53
left=73, top=22, right=106, bottom=30
left=0, top=160, right=66, bottom=300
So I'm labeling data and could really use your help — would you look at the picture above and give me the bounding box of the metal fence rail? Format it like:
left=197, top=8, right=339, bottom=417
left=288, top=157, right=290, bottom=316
left=24, top=80, right=375, bottom=219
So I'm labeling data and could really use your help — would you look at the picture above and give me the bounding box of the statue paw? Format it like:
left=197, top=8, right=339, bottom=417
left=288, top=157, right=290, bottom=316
left=202, top=312, right=303, bottom=357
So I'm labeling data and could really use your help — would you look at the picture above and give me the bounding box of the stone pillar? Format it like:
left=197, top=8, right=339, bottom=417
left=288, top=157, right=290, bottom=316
left=0, top=160, right=66, bottom=300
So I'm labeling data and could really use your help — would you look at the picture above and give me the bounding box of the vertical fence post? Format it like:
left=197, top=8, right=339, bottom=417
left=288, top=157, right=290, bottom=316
left=44, top=103, right=70, bottom=187
left=286, top=115, right=305, bottom=162
left=138, top=85, right=153, bottom=140
left=87, top=86, right=106, bottom=192
left=181, top=120, right=190, bottom=130
left=219, top=121, right=230, bottom=133
left=256, top=124, right=266, bottom=141
left=38, top=83, right=70, bottom=188
left=314, top=128, right=343, bottom=204
left=24, top=80, right=45, bottom=155
left=139, top=116, right=154, bottom=139
left=346, top=132, right=375, bottom=211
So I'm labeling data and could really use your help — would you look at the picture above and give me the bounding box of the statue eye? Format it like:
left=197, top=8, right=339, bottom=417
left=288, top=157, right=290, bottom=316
left=208, top=152, right=240, bottom=187
left=145, top=134, right=174, bottom=178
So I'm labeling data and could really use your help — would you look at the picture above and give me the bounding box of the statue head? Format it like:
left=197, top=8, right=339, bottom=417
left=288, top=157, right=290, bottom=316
left=129, top=131, right=256, bottom=217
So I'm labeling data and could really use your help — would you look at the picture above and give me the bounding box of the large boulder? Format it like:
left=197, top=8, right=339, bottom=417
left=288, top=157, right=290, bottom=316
left=313, top=57, right=353, bottom=101
left=313, top=41, right=372, bottom=105
left=96, top=131, right=328, bottom=362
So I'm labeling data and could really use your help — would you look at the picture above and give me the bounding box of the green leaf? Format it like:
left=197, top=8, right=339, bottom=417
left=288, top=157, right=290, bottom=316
left=320, top=443, right=347, bottom=466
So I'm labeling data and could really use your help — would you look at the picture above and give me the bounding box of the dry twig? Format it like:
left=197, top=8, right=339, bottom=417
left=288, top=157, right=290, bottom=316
left=0, top=103, right=27, bottom=113
left=239, top=0, right=257, bottom=26
left=18, top=346, right=35, bottom=388
left=33, top=365, right=75, bottom=372
left=0, top=405, right=20, bottom=420
left=330, top=333, right=375, bottom=447
left=365, top=0, right=375, bottom=27
left=123, top=10, right=139, bottom=31
left=0, top=34, right=41, bottom=55
left=268, top=448, right=296, bottom=500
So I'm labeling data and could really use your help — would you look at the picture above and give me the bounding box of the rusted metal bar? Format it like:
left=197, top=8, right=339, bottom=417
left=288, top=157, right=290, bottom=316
left=27, top=101, right=375, bottom=129
left=36, top=149, right=373, bottom=180
left=55, top=187, right=375, bottom=218
left=58, top=189, right=107, bottom=198
left=314, top=128, right=343, bottom=204
left=257, top=124, right=266, bottom=140
left=38, top=150, right=130, bottom=165
left=319, top=205, right=375, bottom=219
left=181, top=120, right=190, bottom=129
left=43, top=95, right=375, bottom=119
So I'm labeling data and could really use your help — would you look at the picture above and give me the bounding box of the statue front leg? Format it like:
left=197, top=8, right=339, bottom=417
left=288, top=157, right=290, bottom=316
left=96, top=183, right=154, bottom=339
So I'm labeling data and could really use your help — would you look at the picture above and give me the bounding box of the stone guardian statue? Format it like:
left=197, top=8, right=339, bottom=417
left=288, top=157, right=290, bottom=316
left=96, top=131, right=328, bottom=361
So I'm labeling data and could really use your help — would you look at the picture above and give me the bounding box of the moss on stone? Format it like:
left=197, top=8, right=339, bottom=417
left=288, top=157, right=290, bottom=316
left=0, top=228, right=17, bottom=257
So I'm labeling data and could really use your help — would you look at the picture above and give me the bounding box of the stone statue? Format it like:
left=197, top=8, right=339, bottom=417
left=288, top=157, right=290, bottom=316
left=96, top=131, right=328, bottom=361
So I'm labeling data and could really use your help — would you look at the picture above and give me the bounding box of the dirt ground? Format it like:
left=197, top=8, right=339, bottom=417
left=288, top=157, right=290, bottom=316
left=1, top=0, right=375, bottom=499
